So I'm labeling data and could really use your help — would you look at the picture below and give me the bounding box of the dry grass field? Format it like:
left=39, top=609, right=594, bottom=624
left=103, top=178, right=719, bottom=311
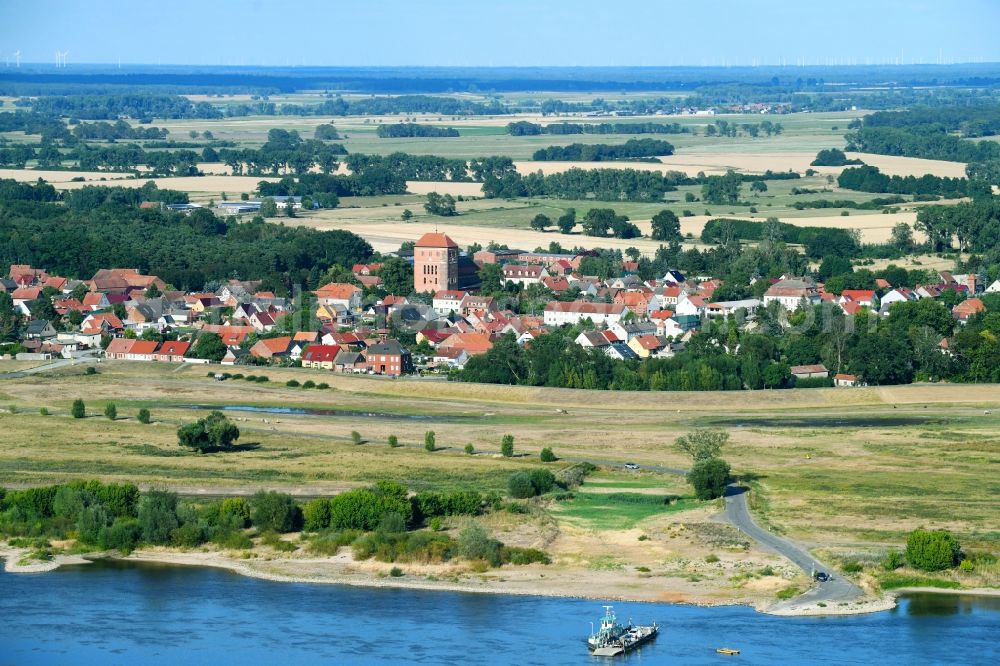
left=1, top=362, right=997, bottom=558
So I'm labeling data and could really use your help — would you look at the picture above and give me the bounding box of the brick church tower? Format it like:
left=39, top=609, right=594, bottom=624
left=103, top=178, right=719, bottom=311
left=413, top=232, right=458, bottom=293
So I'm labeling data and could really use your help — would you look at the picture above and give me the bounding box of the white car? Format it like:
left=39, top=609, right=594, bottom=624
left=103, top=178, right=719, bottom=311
left=623, top=462, right=640, bottom=470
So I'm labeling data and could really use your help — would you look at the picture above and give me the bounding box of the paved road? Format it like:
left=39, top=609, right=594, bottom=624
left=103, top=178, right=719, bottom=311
left=0, top=356, right=98, bottom=379
left=722, top=484, right=864, bottom=606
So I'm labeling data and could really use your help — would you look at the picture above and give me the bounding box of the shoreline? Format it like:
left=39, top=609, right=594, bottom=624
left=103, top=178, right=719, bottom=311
left=4, top=545, right=995, bottom=617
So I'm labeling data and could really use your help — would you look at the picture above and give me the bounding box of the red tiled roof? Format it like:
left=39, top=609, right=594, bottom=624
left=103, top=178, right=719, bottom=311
left=415, top=232, right=458, bottom=248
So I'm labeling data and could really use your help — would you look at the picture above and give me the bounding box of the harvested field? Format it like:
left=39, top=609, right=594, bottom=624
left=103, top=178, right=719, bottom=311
left=405, top=181, right=485, bottom=197
left=0, top=168, right=133, bottom=183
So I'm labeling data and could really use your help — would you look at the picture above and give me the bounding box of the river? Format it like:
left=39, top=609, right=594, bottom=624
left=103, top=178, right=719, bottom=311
left=1, top=561, right=997, bottom=665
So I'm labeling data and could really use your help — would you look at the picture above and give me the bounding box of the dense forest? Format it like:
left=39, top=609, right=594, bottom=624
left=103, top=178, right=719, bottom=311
left=0, top=180, right=372, bottom=292
left=531, top=138, right=674, bottom=161
left=23, top=94, right=223, bottom=120
left=376, top=123, right=460, bottom=138
left=837, top=165, right=970, bottom=196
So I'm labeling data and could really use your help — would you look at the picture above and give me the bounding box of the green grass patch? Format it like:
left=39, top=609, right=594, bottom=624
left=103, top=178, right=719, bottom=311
left=877, top=573, right=961, bottom=591
left=552, top=492, right=700, bottom=530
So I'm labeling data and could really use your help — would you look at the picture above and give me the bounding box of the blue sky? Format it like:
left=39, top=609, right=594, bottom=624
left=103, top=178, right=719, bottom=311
left=1, top=0, right=997, bottom=67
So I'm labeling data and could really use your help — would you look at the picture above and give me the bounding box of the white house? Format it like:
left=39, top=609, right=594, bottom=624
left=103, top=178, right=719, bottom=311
left=674, top=295, right=707, bottom=317
left=543, top=301, right=627, bottom=327
left=705, top=299, right=762, bottom=318
left=763, top=278, right=821, bottom=312
left=432, top=290, right=466, bottom=315
left=986, top=279, right=1000, bottom=294
left=503, top=264, right=548, bottom=288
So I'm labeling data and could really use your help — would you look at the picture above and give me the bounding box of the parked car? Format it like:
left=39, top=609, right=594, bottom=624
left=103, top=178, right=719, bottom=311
left=814, top=571, right=830, bottom=582
left=623, top=462, right=640, bottom=470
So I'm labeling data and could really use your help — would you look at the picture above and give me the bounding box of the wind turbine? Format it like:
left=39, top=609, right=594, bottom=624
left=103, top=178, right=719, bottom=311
left=58, top=51, right=69, bottom=67
left=14, top=50, right=21, bottom=68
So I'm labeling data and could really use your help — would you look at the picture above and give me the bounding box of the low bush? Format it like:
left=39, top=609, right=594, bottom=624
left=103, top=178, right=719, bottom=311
left=286, top=379, right=300, bottom=388
left=307, top=529, right=361, bottom=555
left=260, top=530, right=297, bottom=552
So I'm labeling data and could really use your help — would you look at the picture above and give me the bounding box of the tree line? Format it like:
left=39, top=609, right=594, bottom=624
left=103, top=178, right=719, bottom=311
left=24, top=94, right=222, bottom=120
left=838, top=165, right=970, bottom=197
left=531, top=138, right=674, bottom=161
left=506, top=121, right=690, bottom=136
left=376, top=123, right=460, bottom=138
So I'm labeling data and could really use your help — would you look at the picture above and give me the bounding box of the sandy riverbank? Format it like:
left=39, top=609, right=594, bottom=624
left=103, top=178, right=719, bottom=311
left=0, top=543, right=929, bottom=617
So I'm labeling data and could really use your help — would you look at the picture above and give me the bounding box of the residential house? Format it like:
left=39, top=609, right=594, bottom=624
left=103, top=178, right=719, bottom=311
left=575, top=330, right=612, bottom=350
left=985, top=279, right=1000, bottom=294
left=314, top=283, right=362, bottom=312
left=432, top=347, right=470, bottom=369
left=834, top=373, right=860, bottom=387
left=705, top=299, right=761, bottom=318
left=334, top=349, right=367, bottom=373
left=952, top=298, right=986, bottom=323
left=221, top=348, right=249, bottom=366
left=790, top=364, right=829, bottom=380
left=543, top=301, right=627, bottom=327
left=628, top=334, right=672, bottom=358
left=879, top=287, right=918, bottom=311
left=763, top=278, right=821, bottom=311
left=432, top=290, right=466, bottom=315
left=438, top=332, right=493, bottom=357
left=459, top=294, right=496, bottom=316
left=614, top=291, right=651, bottom=316
left=24, top=319, right=57, bottom=340
left=302, top=344, right=341, bottom=370
left=416, top=328, right=453, bottom=348
left=674, top=294, right=707, bottom=317
left=838, top=290, right=877, bottom=308
left=502, top=264, right=547, bottom=287
left=605, top=342, right=639, bottom=361
left=473, top=248, right=522, bottom=265
left=153, top=341, right=191, bottom=362
left=200, top=324, right=253, bottom=348
left=608, top=320, right=657, bottom=343
left=250, top=336, right=292, bottom=360
left=365, top=340, right=412, bottom=376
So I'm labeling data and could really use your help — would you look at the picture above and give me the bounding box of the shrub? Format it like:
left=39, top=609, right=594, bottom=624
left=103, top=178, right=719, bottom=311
left=686, top=457, right=731, bottom=500
left=388, top=435, right=400, bottom=448
left=882, top=549, right=904, bottom=571
left=137, top=408, right=151, bottom=424
left=211, top=529, right=253, bottom=550
left=303, top=498, right=331, bottom=531
left=906, top=529, right=961, bottom=571
left=500, top=434, right=514, bottom=457
left=351, top=431, right=363, bottom=445
left=260, top=530, right=297, bottom=552
left=328, top=482, right=413, bottom=531
left=528, top=469, right=556, bottom=495
left=429, top=517, right=443, bottom=532
left=39, top=407, right=49, bottom=416
left=286, top=379, right=300, bottom=388
left=171, top=521, right=206, bottom=548
left=705, top=553, right=720, bottom=563
left=231, top=373, right=244, bottom=380
left=842, top=560, right=863, bottom=573
left=71, top=399, right=85, bottom=419
left=554, top=462, right=595, bottom=489
left=85, top=366, right=97, bottom=375
left=424, top=430, right=436, bottom=452
left=389, top=566, right=404, bottom=577
left=317, top=382, right=330, bottom=389
left=959, top=559, right=974, bottom=572
left=255, top=376, right=269, bottom=383
left=251, top=491, right=302, bottom=533
left=759, top=565, right=775, bottom=576
left=508, top=472, right=535, bottom=499
left=456, top=524, right=501, bottom=566
left=219, top=497, right=251, bottom=528
left=540, top=447, right=556, bottom=462
left=101, top=518, right=142, bottom=554
left=307, top=529, right=360, bottom=555
left=501, top=546, right=550, bottom=565
left=245, top=375, right=257, bottom=381
left=464, top=443, right=475, bottom=455
left=776, top=585, right=801, bottom=600
left=104, top=403, right=117, bottom=420
left=302, top=380, right=316, bottom=389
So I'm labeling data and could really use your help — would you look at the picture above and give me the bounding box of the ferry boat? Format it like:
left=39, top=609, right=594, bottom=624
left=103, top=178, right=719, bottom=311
left=587, top=606, right=658, bottom=657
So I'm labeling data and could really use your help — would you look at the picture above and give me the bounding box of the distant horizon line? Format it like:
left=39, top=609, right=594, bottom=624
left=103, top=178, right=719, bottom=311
left=2, top=62, right=1000, bottom=70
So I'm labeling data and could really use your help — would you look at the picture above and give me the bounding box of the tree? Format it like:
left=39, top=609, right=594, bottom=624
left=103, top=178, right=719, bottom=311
left=456, top=524, right=501, bottom=566
left=71, top=398, right=86, bottom=419
left=377, top=257, right=413, bottom=295
left=464, top=443, right=475, bottom=455
left=701, top=170, right=742, bottom=205
left=750, top=180, right=768, bottom=195
left=478, top=263, right=504, bottom=294
left=401, top=208, right=413, bottom=221
left=104, top=403, right=117, bottom=420
left=315, top=123, right=340, bottom=141
left=0, top=292, right=21, bottom=342
left=284, top=200, right=297, bottom=218
left=191, top=332, right=227, bottom=362
left=260, top=197, right=279, bottom=218
left=351, top=430, right=363, bottom=445
left=500, top=434, right=515, bottom=457
left=387, top=434, right=399, bottom=447
left=137, top=490, right=179, bottom=545
left=687, top=458, right=731, bottom=500
left=424, top=430, right=436, bottom=452
left=890, top=222, right=915, bottom=251
left=530, top=213, right=552, bottom=232
left=540, top=447, right=556, bottom=462
left=251, top=491, right=301, bottom=533
left=557, top=208, right=576, bottom=234
left=650, top=209, right=681, bottom=242
left=675, top=428, right=729, bottom=460
left=424, top=192, right=457, bottom=216
left=906, top=529, right=961, bottom=571
left=177, top=411, right=240, bottom=452
left=137, top=408, right=151, bottom=424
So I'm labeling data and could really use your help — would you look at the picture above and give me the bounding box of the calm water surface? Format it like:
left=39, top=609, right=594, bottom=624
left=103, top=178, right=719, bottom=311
left=1, top=561, right=997, bottom=665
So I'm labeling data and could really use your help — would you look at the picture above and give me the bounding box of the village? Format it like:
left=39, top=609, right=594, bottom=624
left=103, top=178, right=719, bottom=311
left=2, top=230, right=993, bottom=388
